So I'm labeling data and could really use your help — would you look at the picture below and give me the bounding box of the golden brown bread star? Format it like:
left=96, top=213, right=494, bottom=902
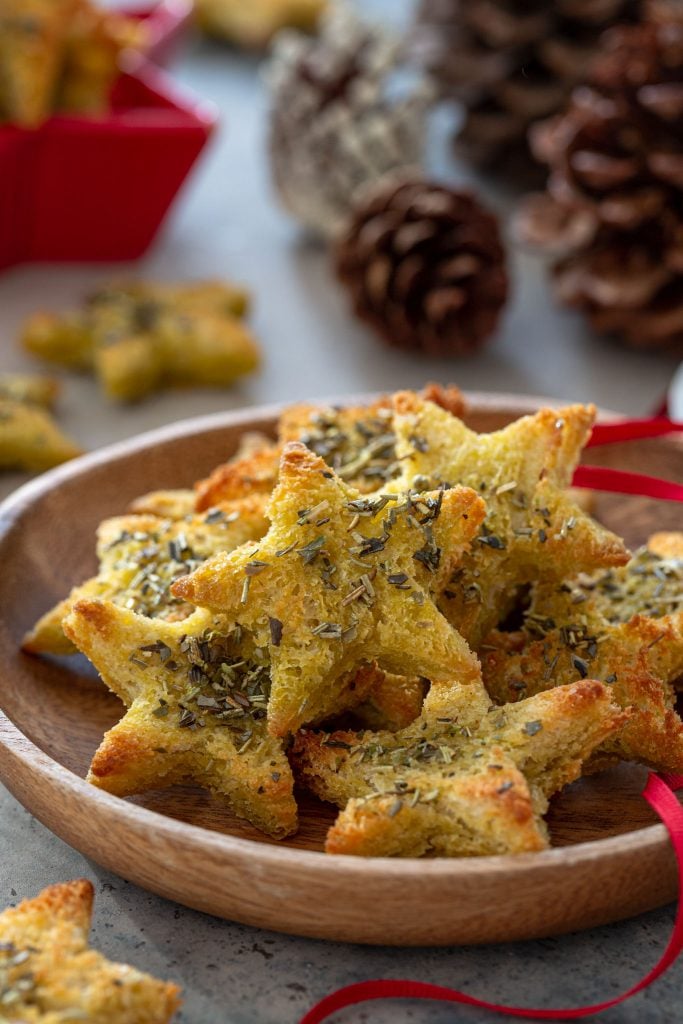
left=0, top=373, right=58, bottom=408
left=481, top=617, right=683, bottom=772
left=23, top=503, right=268, bottom=656
left=529, top=536, right=683, bottom=627
left=0, top=879, right=180, bottom=1022
left=0, top=0, right=73, bottom=126
left=196, top=0, right=326, bottom=47
left=292, top=674, right=624, bottom=856
left=194, top=385, right=466, bottom=510
left=63, top=601, right=298, bottom=838
left=57, top=2, right=146, bottom=116
left=0, top=373, right=81, bottom=472
left=23, top=280, right=260, bottom=402
left=173, top=442, right=486, bottom=737
left=481, top=538, right=683, bottom=771
left=389, top=392, right=629, bottom=647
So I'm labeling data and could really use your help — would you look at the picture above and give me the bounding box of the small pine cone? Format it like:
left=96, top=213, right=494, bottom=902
left=411, top=0, right=639, bottom=166
left=266, top=4, right=432, bottom=239
left=516, top=18, right=683, bottom=352
left=335, top=177, right=508, bottom=357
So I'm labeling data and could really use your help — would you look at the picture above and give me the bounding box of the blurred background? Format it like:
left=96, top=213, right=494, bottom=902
left=0, top=0, right=680, bottom=498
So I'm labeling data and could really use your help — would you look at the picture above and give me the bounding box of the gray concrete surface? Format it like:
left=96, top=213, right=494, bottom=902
left=1, top=2, right=682, bottom=1021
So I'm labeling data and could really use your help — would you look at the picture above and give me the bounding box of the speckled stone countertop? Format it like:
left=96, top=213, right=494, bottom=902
left=1, top=1, right=681, bottom=1021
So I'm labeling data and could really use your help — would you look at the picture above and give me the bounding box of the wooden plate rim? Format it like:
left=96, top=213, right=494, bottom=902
left=0, top=392, right=675, bottom=883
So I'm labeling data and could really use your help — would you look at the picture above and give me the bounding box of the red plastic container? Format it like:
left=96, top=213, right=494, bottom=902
left=0, top=3, right=216, bottom=272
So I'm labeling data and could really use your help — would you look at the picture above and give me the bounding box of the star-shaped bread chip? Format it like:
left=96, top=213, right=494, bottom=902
left=63, top=600, right=298, bottom=838
left=528, top=535, right=683, bottom=627
left=0, top=0, right=72, bottom=127
left=196, top=0, right=325, bottom=48
left=22, top=280, right=260, bottom=402
left=23, top=503, right=268, bottom=656
left=291, top=673, right=624, bottom=857
left=0, top=373, right=81, bottom=472
left=481, top=540, right=683, bottom=772
left=57, top=3, right=146, bottom=117
left=389, top=392, right=629, bottom=648
left=194, top=385, right=466, bottom=510
left=0, top=879, right=180, bottom=1023
left=173, top=442, right=486, bottom=737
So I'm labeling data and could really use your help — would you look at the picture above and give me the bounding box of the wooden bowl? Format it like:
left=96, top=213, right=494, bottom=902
left=0, top=394, right=681, bottom=947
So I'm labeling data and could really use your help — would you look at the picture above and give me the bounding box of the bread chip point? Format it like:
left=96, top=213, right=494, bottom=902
left=63, top=601, right=298, bottom=839
left=389, top=393, right=629, bottom=648
left=173, top=442, right=486, bottom=738
left=292, top=675, right=624, bottom=857
left=0, top=879, right=180, bottom=1023
left=0, top=374, right=81, bottom=472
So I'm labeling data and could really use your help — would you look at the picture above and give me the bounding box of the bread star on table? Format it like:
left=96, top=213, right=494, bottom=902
left=23, top=503, right=268, bottom=656
left=291, top=673, right=624, bottom=857
left=196, top=0, right=326, bottom=48
left=173, top=442, right=486, bottom=738
left=58, top=2, right=146, bottom=117
left=481, top=539, right=683, bottom=772
left=0, top=374, right=81, bottom=472
left=0, top=879, right=180, bottom=1023
left=63, top=601, right=298, bottom=839
left=22, top=280, right=260, bottom=402
left=389, top=392, right=629, bottom=648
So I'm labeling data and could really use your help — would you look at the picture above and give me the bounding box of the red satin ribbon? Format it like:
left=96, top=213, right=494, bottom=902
left=299, top=433, right=683, bottom=1024
left=300, top=774, right=683, bottom=1024
left=572, top=465, right=683, bottom=503
left=588, top=417, right=683, bottom=448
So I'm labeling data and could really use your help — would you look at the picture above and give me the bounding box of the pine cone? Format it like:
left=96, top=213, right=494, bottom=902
left=411, top=0, right=639, bottom=165
left=334, top=176, right=508, bottom=357
left=517, top=18, right=683, bottom=352
left=266, top=5, right=432, bottom=239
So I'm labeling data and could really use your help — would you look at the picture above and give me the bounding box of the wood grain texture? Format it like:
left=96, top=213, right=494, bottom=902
left=0, top=394, right=681, bottom=946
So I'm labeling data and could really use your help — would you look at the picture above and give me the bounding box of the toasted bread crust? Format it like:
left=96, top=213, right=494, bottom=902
left=0, top=880, right=181, bottom=1022
left=292, top=677, right=623, bottom=857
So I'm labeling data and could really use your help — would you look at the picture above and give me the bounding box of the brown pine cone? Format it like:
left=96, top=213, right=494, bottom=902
left=411, top=0, right=639, bottom=165
left=334, top=177, right=508, bottom=357
left=516, top=18, right=683, bottom=352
